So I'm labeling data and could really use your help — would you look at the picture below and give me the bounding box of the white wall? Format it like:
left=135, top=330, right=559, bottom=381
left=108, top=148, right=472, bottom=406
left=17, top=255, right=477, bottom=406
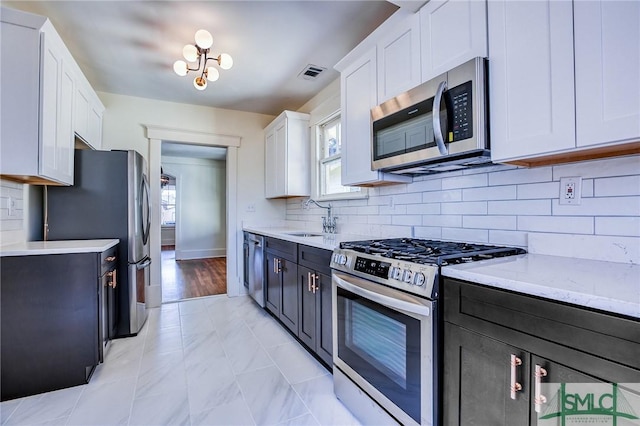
left=162, top=156, right=226, bottom=260
left=97, top=91, right=285, bottom=233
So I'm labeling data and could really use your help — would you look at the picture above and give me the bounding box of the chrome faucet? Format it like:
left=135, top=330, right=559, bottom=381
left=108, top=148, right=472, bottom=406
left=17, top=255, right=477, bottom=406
left=303, top=199, right=338, bottom=234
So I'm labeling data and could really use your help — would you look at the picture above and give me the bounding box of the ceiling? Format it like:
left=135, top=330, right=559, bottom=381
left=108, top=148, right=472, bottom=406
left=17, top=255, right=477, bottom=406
left=4, top=0, right=400, bottom=117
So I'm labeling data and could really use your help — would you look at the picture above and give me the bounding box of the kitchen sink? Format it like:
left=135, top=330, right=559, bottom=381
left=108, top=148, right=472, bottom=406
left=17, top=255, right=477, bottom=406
left=284, top=231, right=324, bottom=237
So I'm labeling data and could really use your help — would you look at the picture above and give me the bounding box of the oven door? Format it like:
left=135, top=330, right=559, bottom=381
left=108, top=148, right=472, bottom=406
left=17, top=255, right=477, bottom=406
left=332, top=271, right=434, bottom=426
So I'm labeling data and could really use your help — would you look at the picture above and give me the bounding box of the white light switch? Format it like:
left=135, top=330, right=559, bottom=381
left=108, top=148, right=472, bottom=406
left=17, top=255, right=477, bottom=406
left=559, top=177, right=582, bottom=205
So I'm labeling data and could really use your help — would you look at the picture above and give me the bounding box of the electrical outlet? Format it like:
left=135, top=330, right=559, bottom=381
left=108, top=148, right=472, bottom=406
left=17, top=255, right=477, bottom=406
left=559, top=177, right=582, bottom=205
left=246, top=204, right=256, bottom=212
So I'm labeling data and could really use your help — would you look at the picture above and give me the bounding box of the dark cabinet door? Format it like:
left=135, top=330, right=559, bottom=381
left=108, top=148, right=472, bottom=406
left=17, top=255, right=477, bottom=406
left=529, top=355, right=640, bottom=426
left=280, top=258, right=299, bottom=334
left=265, top=252, right=281, bottom=317
left=444, top=322, right=530, bottom=426
left=298, top=265, right=316, bottom=350
left=316, top=271, right=333, bottom=366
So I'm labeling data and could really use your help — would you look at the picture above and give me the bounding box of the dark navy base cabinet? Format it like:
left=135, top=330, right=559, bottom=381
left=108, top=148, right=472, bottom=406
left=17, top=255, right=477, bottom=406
left=0, top=250, right=112, bottom=401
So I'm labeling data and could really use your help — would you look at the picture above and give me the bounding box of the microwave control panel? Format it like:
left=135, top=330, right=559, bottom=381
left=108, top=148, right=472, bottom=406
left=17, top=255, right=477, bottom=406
left=448, top=81, right=473, bottom=142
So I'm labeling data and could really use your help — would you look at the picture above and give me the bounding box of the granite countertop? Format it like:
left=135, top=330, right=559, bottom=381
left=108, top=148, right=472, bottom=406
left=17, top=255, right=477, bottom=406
left=0, top=239, right=119, bottom=256
left=242, top=225, right=372, bottom=251
left=442, top=253, right=640, bottom=319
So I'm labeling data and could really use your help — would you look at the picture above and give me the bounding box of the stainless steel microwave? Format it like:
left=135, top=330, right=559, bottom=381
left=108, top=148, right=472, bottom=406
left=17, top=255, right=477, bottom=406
left=371, top=57, right=490, bottom=175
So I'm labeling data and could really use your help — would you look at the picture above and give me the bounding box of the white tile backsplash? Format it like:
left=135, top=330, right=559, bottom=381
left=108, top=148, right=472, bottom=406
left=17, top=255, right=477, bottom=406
left=422, top=189, right=462, bottom=203
left=288, top=155, right=640, bottom=263
left=517, top=182, right=559, bottom=199
left=595, top=217, right=640, bottom=237
left=488, top=199, right=551, bottom=216
left=462, top=185, right=516, bottom=201
left=0, top=179, right=25, bottom=246
left=517, top=216, right=594, bottom=234
left=442, top=173, right=488, bottom=189
left=595, top=176, right=640, bottom=197
left=463, top=215, right=517, bottom=231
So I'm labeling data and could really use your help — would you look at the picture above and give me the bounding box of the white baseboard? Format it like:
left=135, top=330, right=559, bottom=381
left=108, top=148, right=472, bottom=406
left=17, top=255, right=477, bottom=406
left=176, top=248, right=226, bottom=260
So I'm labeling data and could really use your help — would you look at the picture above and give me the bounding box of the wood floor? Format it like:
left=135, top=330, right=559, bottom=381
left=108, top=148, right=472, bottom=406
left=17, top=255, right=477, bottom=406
left=161, top=247, right=227, bottom=303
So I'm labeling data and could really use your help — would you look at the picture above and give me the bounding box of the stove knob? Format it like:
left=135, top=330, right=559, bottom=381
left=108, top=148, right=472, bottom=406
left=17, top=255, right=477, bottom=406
left=402, top=270, right=412, bottom=283
left=391, top=267, right=402, bottom=280
left=413, top=272, right=426, bottom=287
left=333, top=253, right=347, bottom=265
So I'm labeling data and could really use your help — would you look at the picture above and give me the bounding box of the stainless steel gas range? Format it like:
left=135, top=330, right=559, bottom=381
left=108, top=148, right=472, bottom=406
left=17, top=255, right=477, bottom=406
left=330, top=238, right=525, bottom=425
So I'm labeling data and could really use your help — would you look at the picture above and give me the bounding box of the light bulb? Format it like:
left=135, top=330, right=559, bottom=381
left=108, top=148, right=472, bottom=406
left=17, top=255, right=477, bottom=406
left=183, top=44, right=198, bottom=62
left=206, top=67, right=219, bottom=82
left=193, top=76, right=207, bottom=90
left=218, top=53, right=233, bottom=70
left=194, top=29, right=213, bottom=49
left=173, top=60, right=188, bottom=76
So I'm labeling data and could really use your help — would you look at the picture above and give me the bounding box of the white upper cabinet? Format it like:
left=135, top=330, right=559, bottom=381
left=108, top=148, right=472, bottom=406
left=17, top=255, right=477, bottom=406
left=339, top=48, right=411, bottom=187
left=264, top=111, right=310, bottom=199
left=489, top=0, right=640, bottom=165
left=574, top=0, right=640, bottom=148
left=1, top=7, right=105, bottom=185
left=1, top=9, right=75, bottom=185
left=419, top=0, right=487, bottom=82
left=488, top=0, right=576, bottom=162
left=74, top=73, right=104, bottom=150
left=376, top=12, right=421, bottom=103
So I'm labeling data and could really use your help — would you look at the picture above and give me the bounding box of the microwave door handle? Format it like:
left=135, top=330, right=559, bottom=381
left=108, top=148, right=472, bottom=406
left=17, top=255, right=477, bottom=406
left=433, top=80, right=449, bottom=156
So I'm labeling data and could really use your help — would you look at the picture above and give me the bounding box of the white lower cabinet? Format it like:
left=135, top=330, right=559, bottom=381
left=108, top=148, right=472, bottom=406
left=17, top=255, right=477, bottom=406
left=264, top=111, right=310, bottom=199
left=1, top=9, right=74, bottom=185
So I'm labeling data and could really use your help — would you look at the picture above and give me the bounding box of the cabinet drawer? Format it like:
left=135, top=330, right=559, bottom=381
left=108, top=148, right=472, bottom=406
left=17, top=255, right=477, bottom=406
left=264, top=237, right=297, bottom=262
left=298, top=245, right=332, bottom=275
left=443, top=278, right=640, bottom=369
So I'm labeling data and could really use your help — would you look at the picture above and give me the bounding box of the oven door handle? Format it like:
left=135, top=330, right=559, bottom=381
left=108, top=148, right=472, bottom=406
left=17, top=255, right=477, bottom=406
left=333, top=272, right=430, bottom=317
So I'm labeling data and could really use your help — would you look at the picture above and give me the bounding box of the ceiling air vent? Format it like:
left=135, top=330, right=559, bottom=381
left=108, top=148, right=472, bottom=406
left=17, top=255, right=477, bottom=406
left=298, top=64, right=327, bottom=80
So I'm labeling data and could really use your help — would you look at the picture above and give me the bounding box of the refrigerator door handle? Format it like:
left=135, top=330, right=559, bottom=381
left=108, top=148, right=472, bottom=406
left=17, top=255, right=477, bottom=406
left=140, top=174, right=151, bottom=245
left=135, top=256, right=152, bottom=270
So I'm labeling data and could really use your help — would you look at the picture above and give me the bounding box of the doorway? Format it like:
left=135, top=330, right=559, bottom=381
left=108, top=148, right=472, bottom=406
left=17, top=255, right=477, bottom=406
left=160, top=141, right=228, bottom=303
left=145, top=125, right=241, bottom=308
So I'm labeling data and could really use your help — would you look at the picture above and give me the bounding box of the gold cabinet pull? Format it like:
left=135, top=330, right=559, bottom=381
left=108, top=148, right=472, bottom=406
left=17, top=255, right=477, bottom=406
left=312, top=273, right=318, bottom=294
left=307, top=272, right=312, bottom=292
left=510, top=354, right=522, bottom=399
left=107, top=270, right=117, bottom=288
left=273, top=258, right=278, bottom=274
left=534, top=364, right=548, bottom=413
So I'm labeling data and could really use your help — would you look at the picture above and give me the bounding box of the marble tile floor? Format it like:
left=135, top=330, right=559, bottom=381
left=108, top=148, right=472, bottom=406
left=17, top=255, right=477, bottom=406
left=0, top=295, right=361, bottom=426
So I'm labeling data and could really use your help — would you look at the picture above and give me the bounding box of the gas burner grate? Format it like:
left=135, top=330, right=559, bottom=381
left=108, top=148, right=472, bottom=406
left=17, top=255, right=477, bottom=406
left=340, top=238, right=525, bottom=265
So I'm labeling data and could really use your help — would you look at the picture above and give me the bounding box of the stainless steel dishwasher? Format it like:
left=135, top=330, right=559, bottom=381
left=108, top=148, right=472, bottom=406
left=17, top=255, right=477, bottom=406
left=243, top=232, right=265, bottom=307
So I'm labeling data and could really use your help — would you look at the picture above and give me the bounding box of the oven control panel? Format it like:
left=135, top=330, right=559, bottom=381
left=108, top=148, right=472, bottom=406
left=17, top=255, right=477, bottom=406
left=354, top=257, right=391, bottom=279
left=331, top=249, right=438, bottom=298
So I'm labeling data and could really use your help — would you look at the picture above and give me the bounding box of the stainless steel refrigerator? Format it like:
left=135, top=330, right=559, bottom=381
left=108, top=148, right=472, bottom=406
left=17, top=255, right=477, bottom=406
left=46, top=150, right=151, bottom=337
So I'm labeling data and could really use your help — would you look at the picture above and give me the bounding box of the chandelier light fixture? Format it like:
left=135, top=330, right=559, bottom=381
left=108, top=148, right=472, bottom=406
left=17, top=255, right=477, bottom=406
left=173, top=29, right=233, bottom=91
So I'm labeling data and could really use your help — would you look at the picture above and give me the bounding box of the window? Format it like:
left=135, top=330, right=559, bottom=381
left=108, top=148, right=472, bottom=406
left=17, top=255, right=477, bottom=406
left=317, top=113, right=362, bottom=199
left=160, top=175, right=176, bottom=226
